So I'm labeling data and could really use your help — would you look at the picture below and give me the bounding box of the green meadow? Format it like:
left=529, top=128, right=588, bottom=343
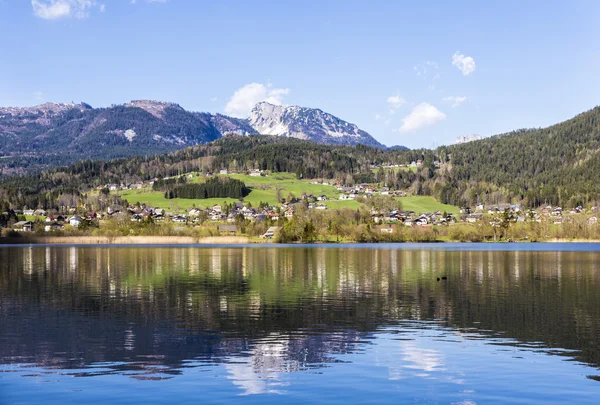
left=115, top=172, right=458, bottom=214
left=398, top=196, right=460, bottom=214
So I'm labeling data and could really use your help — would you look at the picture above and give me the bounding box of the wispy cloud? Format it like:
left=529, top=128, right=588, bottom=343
left=31, top=0, right=98, bottom=20
left=387, top=95, right=406, bottom=110
left=225, top=83, right=290, bottom=118
left=443, top=96, right=468, bottom=108
left=452, top=52, right=476, bottom=76
left=398, top=103, right=446, bottom=133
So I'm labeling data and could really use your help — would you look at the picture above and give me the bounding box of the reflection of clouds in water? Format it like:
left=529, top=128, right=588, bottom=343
left=401, top=342, right=445, bottom=374
left=375, top=338, right=445, bottom=380
left=225, top=361, right=283, bottom=396
left=225, top=335, right=293, bottom=395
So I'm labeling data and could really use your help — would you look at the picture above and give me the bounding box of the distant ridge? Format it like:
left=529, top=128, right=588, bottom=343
left=0, top=100, right=389, bottom=174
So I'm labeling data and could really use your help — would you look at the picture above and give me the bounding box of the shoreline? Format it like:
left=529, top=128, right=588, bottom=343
left=1, top=236, right=600, bottom=246
left=0, top=236, right=252, bottom=245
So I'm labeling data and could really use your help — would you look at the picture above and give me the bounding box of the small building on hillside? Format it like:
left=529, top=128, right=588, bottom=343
left=45, top=222, right=64, bottom=232
left=218, top=224, right=237, bottom=234
left=379, top=225, right=395, bottom=234
left=69, top=216, right=83, bottom=227
left=263, top=226, right=280, bottom=239
left=13, top=221, right=34, bottom=232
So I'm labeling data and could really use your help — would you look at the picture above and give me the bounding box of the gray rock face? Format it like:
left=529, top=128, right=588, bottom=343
left=0, top=99, right=386, bottom=173
left=247, top=102, right=383, bottom=147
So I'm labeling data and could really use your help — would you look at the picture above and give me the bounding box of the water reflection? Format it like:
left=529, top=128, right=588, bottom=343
left=0, top=246, right=599, bottom=402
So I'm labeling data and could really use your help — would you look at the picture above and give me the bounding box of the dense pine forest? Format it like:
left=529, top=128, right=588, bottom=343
left=437, top=106, right=600, bottom=207
left=161, top=177, right=250, bottom=200
left=1, top=105, right=600, bottom=210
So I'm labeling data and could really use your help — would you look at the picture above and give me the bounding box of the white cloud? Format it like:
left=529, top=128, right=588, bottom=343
left=443, top=96, right=468, bottom=108
left=452, top=52, right=476, bottom=76
left=210, top=97, right=218, bottom=102
left=375, top=114, right=382, bottom=121
left=33, top=91, right=44, bottom=102
left=387, top=95, right=405, bottom=110
left=99, top=3, right=104, bottom=12
left=31, top=0, right=98, bottom=20
left=225, top=83, right=290, bottom=118
left=398, top=103, right=446, bottom=133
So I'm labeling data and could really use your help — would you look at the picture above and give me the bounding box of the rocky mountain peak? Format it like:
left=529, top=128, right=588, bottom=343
left=248, top=102, right=383, bottom=147
left=125, top=100, right=181, bottom=119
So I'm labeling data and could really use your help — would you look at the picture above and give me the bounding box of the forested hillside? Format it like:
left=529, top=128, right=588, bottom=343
left=0, top=136, right=426, bottom=209
left=2, top=105, right=600, bottom=211
left=438, top=106, right=600, bottom=207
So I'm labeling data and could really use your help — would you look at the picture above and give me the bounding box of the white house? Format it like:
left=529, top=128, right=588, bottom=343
left=69, top=216, right=83, bottom=227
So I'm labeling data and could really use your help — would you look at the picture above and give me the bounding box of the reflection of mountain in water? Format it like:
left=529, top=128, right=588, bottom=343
left=1, top=246, right=599, bottom=380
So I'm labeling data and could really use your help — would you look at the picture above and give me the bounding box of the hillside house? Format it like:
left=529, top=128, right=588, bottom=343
left=69, top=216, right=83, bottom=227
left=45, top=223, right=63, bottom=232
left=13, top=221, right=34, bottom=232
left=263, top=226, right=280, bottom=239
left=218, top=224, right=237, bottom=234
left=380, top=225, right=395, bottom=234
left=284, top=209, right=294, bottom=219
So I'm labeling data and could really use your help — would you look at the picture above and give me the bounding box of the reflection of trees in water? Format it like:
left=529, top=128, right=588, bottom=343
left=0, top=246, right=599, bottom=377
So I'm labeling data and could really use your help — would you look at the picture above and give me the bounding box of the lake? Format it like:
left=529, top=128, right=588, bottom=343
left=1, top=244, right=599, bottom=404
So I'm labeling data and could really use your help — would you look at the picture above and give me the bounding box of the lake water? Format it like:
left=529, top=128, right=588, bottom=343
left=1, top=244, right=599, bottom=404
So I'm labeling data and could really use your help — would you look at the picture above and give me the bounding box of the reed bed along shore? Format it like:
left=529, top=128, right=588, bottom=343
left=0, top=235, right=251, bottom=245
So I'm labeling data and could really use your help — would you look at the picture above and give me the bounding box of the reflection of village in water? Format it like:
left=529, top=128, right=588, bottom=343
left=1, top=246, right=600, bottom=394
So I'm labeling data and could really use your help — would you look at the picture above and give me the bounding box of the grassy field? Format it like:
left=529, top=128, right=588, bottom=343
left=323, top=200, right=361, bottom=209
left=398, top=196, right=460, bottom=214
left=119, top=173, right=342, bottom=211
left=116, top=172, right=459, bottom=215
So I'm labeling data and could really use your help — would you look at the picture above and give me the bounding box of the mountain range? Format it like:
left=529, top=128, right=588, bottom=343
left=0, top=100, right=384, bottom=174
left=2, top=104, right=600, bottom=210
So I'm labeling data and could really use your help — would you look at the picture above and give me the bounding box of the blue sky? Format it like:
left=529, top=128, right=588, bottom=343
left=1, top=0, right=599, bottom=148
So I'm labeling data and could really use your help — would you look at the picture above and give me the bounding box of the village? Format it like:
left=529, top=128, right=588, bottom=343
left=4, top=180, right=599, bottom=239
